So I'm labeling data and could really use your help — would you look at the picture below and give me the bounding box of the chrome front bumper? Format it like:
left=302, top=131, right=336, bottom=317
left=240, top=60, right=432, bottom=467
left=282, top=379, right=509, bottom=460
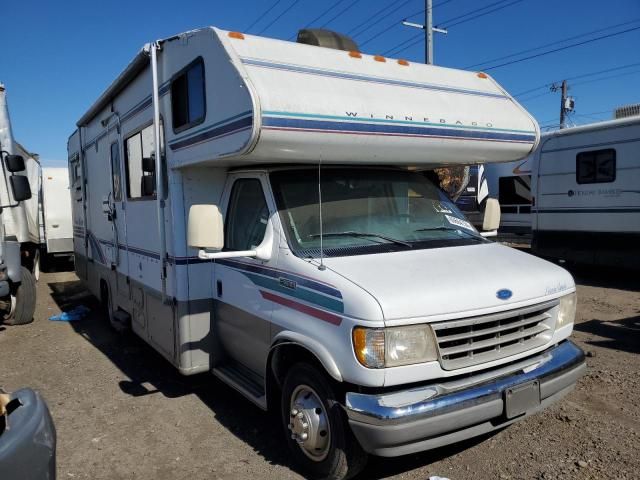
left=345, top=341, right=585, bottom=457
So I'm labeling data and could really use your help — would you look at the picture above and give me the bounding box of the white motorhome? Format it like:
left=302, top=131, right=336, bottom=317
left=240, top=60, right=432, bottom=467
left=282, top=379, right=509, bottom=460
left=68, top=28, right=586, bottom=479
left=0, top=84, right=38, bottom=325
left=531, top=116, right=640, bottom=268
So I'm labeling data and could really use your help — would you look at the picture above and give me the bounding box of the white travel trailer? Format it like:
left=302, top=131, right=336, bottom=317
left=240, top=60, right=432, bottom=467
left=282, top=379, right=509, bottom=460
left=39, top=167, right=74, bottom=266
left=68, top=27, right=585, bottom=479
left=531, top=116, right=640, bottom=268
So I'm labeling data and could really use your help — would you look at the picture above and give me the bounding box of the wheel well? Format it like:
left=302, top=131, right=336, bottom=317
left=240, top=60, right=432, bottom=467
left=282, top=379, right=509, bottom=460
left=267, top=343, right=340, bottom=411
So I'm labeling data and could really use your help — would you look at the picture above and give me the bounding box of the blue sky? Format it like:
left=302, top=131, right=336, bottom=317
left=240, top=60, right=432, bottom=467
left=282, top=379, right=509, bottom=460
left=2, top=0, right=639, bottom=166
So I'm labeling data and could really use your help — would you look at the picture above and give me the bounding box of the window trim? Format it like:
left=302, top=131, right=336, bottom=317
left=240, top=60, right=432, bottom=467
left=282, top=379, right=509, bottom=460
left=576, top=148, right=616, bottom=185
left=109, top=141, right=122, bottom=202
left=170, top=57, right=207, bottom=134
left=123, top=119, right=167, bottom=202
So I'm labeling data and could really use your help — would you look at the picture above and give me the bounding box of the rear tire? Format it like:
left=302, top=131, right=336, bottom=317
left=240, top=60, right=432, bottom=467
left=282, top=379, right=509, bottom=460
left=4, top=267, right=37, bottom=326
left=281, top=363, right=367, bottom=480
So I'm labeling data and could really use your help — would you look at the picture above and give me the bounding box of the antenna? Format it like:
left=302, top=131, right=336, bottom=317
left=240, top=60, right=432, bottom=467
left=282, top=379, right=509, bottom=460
left=317, top=161, right=326, bottom=271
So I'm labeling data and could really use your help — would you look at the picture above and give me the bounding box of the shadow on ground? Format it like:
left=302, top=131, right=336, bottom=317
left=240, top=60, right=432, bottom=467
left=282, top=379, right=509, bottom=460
left=574, top=315, right=640, bottom=355
left=45, top=277, right=499, bottom=478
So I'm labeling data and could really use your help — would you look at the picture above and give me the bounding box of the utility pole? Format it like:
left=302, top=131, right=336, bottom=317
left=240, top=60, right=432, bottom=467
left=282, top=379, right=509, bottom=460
left=425, top=0, right=434, bottom=64
left=402, top=0, right=447, bottom=64
left=551, top=80, right=575, bottom=129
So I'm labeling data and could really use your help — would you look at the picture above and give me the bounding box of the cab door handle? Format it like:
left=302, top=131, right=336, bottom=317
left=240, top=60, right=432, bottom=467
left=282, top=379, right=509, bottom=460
left=216, top=280, right=223, bottom=298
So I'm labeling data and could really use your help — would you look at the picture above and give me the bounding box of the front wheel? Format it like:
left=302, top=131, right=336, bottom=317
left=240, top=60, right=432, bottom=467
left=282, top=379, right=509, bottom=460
left=281, top=363, right=367, bottom=480
left=3, top=267, right=36, bottom=325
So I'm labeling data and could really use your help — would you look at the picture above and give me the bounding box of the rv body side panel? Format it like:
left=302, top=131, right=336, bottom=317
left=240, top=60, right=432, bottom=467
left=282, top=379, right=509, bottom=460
left=532, top=118, right=640, bottom=267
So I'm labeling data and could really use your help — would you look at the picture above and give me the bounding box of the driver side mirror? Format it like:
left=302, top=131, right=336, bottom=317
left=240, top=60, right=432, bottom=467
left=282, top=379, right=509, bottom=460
left=482, top=198, right=501, bottom=232
left=5, top=154, right=26, bottom=173
left=10, top=175, right=32, bottom=202
left=188, top=204, right=224, bottom=250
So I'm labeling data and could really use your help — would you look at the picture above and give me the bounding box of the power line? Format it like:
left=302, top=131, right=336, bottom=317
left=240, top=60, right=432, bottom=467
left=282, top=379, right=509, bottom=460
left=352, top=0, right=415, bottom=40
left=571, top=68, right=640, bottom=87
left=513, top=61, right=640, bottom=97
left=436, top=0, right=513, bottom=27
left=289, top=0, right=347, bottom=39
left=320, top=0, right=361, bottom=29
left=388, top=33, right=425, bottom=56
left=384, top=0, right=518, bottom=57
left=256, top=0, right=302, bottom=35
left=484, top=24, right=640, bottom=71
left=245, top=0, right=283, bottom=33
left=347, top=0, right=407, bottom=37
left=383, top=32, right=423, bottom=56
left=441, top=0, right=524, bottom=29
left=466, top=18, right=640, bottom=69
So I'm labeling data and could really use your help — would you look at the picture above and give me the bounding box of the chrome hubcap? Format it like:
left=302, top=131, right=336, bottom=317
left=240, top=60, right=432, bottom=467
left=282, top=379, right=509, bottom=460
left=288, top=385, right=330, bottom=461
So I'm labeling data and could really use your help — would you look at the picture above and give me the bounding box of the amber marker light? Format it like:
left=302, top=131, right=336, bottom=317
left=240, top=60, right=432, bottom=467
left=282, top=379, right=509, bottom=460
left=477, top=72, right=488, bottom=79
left=228, top=32, right=245, bottom=40
left=349, top=51, right=362, bottom=59
left=398, top=59, right=410, bottom=66
left=374, top=55, right=386, bottom=62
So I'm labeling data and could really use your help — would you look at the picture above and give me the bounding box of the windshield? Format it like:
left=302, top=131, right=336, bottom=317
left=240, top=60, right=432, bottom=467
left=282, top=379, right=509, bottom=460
left=270, top=168, right=486, bottom=258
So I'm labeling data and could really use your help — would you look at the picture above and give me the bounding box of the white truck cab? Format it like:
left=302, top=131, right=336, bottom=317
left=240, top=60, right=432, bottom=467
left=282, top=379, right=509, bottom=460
left=69, top=27, right=585, bottom=479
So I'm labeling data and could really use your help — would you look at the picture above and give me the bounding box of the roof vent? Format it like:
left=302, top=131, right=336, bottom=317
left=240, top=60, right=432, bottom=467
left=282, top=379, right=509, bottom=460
left=296, top=29, right=359, bottom=52
left=614, top=103, right=640, bottom=119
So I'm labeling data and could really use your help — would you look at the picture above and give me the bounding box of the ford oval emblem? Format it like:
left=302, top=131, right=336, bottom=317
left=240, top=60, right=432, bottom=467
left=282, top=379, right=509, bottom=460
left=496, top=289, right=512, bottom=300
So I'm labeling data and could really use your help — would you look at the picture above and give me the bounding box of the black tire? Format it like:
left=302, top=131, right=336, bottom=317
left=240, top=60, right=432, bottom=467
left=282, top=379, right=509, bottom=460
left=4, top=267, right=37, bottom=326
left=281, top=363, right=368, bottom=480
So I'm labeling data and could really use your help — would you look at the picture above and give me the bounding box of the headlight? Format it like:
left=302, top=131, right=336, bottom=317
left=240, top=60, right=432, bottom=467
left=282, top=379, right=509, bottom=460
left=353, top=325, right=438, bottom=368
left=557, top=292, right=577, bottom=328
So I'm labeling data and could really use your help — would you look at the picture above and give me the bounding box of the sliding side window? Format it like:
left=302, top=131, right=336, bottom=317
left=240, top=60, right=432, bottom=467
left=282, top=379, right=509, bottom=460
left=124, top=122, right=166, bottom=200
left=576, top=148, right=616, bottom=184
left=171, top=58, right=206, bottom=133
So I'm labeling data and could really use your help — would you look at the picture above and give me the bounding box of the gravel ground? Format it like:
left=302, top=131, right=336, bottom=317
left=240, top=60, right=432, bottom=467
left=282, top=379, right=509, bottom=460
left=0, top=259, right=638, bottom=480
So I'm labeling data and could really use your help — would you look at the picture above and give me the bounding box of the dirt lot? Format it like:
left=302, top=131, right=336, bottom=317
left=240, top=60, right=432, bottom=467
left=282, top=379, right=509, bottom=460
left=1, top=259, right=639, bottom=480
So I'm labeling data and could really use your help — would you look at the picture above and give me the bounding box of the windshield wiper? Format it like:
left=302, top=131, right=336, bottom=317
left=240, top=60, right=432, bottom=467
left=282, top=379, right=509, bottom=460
left=310, top=231, right=413, bottom=248
left=414, top=225, right=485, bottom=241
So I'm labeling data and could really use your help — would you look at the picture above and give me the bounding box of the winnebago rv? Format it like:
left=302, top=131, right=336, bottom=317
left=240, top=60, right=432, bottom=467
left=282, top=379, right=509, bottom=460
left=68, top=27, right=585, bottom=479
left=531, top=116, right=640, bottom=268
left=0, top=84, right=37, bottom=325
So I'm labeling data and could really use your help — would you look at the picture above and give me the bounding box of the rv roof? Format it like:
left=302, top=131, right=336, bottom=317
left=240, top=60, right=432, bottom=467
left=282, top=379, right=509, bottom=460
left=541, top=114, right=640, bottom=139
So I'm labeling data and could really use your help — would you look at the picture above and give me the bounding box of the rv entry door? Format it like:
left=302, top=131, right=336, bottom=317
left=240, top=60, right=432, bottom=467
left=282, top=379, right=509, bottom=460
left=108, top=139, right=129, bottom=298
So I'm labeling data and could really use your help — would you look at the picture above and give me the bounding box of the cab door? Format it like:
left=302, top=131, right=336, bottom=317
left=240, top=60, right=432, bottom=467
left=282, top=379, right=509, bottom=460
left=214, top=174, right=276, bottom=377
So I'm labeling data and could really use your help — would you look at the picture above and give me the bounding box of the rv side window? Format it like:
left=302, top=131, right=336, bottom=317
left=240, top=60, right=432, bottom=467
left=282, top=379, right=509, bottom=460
left=498, top=175, right=532, bottom=205
left=171, top=58, right=206, bottom=132
left=576, top=149, right=616, bottom=184
left=110, top=142, right=122, bottom=201
left=124, top=122, right=166, bottom=200
left=224, top=179, right=269, bottom=251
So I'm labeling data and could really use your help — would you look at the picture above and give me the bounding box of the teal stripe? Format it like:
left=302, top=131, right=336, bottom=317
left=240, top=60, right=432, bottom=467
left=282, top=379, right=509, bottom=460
left=243, top=271, right=344, bottom=313
left=263, top=110, right=536, bottom=135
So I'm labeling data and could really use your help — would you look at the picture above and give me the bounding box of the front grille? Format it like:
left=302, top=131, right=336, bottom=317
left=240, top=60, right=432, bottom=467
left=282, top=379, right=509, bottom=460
left=431, top=300, right=558, bottom=370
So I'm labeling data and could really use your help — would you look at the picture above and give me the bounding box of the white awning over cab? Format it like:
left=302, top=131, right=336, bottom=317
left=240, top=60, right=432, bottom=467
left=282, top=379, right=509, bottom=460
left=213, top=28, right=539, bottom=166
